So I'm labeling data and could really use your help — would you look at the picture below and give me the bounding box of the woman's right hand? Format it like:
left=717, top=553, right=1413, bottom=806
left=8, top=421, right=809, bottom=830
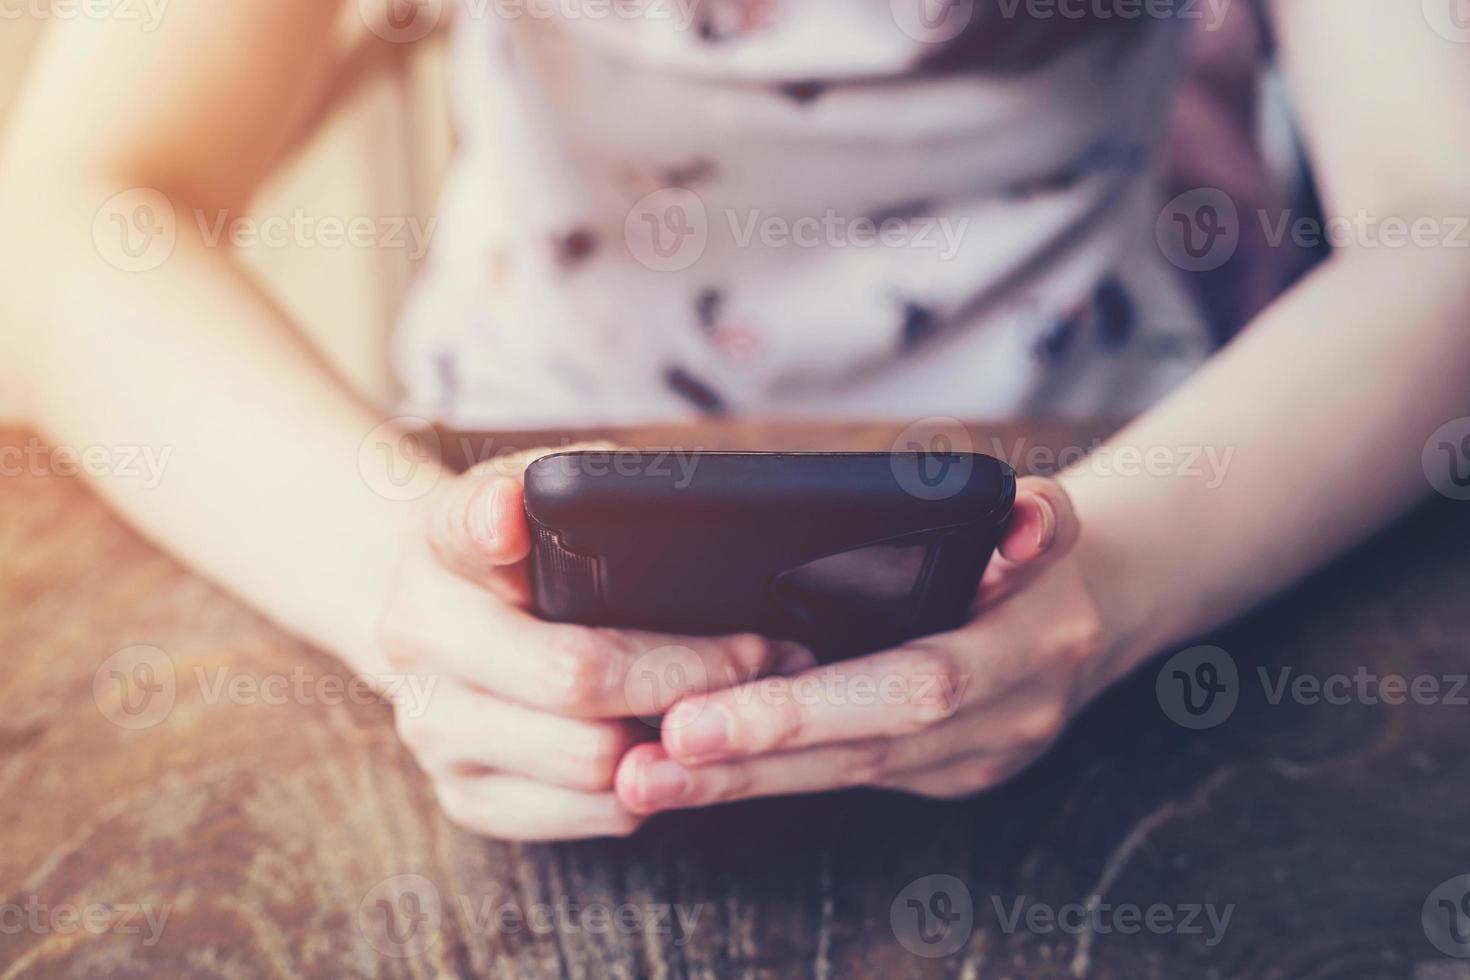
left=375, top=447, right=808, bottom=841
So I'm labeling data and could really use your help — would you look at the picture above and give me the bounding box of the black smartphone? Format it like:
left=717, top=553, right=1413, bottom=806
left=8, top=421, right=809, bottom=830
left=524, top=451, right=1016, bottom=661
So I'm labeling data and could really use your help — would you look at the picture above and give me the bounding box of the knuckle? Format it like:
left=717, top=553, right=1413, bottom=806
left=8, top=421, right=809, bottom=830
left=1051, top=605, right=1104, bottom=669
left=841, top=740, right=892, bottom=786
left=376, top=617, right=424, bottom=671
left=934, top=766, right=994, bottom=800
left=960, top=760, right=1003, bottom=793
left=393, top=709, right=435, bottom=753
left=716, top=764, right=756, bottom=802
left=395, top=715, right=455, bottom=774
left=537, top=629, right=609, bottom=710
left=554, top=728, right=625, bottom=790
left=764, top=695, right=808, bottom=751
left=722, top=633, right=775, bottom=684
left=898, top=650, right=965, bottom=730
left=1018, top=704, right=1066, bottom=744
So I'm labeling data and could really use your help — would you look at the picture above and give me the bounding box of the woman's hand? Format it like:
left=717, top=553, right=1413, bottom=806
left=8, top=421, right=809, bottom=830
left=376, top=447, right=805, bottom=841
left=613, top=476, right=1131, bottom=811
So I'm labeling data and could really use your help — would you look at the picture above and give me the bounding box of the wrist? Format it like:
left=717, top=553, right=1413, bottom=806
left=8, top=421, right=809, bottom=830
left=308, top=457, right=446, bottom=679
left=1056, top=468, right=1180, bottom=678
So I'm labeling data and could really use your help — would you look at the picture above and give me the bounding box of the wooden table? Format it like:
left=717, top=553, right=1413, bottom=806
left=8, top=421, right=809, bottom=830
left=3, top=421, right=1469, bottom=980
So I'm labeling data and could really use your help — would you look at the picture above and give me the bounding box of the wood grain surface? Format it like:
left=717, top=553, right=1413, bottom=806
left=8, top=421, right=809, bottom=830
left=3, top=421, right=1470, bottom=980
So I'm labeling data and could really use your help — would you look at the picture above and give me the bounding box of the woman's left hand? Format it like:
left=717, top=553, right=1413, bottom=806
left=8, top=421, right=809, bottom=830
left=614, top=475, right=1131, bottom=810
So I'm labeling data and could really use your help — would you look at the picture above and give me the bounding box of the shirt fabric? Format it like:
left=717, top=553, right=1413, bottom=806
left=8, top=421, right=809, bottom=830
left=394, top=0, right=1214, bottom=427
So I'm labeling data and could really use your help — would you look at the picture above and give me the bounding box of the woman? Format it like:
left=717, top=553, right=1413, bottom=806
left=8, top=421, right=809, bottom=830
left=0, top=0, right=1466, bottom=840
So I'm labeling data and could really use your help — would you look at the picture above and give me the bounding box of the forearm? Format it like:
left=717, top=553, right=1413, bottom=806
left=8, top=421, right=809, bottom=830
left=0, top=176, right=434, bottom=672
left=1066, top=238, right=1470, bottom=666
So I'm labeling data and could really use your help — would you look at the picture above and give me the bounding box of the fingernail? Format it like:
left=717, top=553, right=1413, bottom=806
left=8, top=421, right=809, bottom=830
left=672, top=707, right=731, bottom=761
left=638, top=759, right=690, bottom=807
left=471, top=483, right=499, bottom=547
left=775, top=642, right=818, bottom=675
left=1034, top=495, right=1056, bottom=551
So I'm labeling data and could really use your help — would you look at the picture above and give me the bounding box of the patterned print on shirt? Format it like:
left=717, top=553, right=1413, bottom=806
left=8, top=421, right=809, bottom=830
left=777, top=80, right=828, bottom=105
left=693, top=0, right=776, bottom=44
left=552, top=228, right=598, bottom=269
left=665, top=365, right=729, bottom=414
left=1094, top=275, right=1137, bottom=350
left=899, top=301, right=942, bottom=350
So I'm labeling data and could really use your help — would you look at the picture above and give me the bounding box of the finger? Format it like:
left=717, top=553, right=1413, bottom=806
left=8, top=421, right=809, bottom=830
left=427, top=472, right=531, bottom=579
left=622, top=693, right=1066, bottom=812
left=996, top=476, right=1080, bottom=565
left=428, top=442, right=617, bottom=585
left=659, top=644, right=966, bottom=765
left=395, top=682, right=649, bottom=792
left=614, top=741, right=891, bottom=814
left=433, top=771, right=644, bottom=841
left=393, top=575, right=802, bottom=718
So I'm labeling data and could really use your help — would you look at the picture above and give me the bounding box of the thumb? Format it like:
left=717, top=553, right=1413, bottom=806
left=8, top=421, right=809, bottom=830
left=427, top=470, right=531, bottom=581
left=996, top=475, right=1081, bottom=566
left=427, top=442, right=618, bottom=586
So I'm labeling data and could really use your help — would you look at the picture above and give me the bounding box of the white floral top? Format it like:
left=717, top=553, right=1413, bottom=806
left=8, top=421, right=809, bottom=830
left=394, top=0, right=1212, bottom=426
